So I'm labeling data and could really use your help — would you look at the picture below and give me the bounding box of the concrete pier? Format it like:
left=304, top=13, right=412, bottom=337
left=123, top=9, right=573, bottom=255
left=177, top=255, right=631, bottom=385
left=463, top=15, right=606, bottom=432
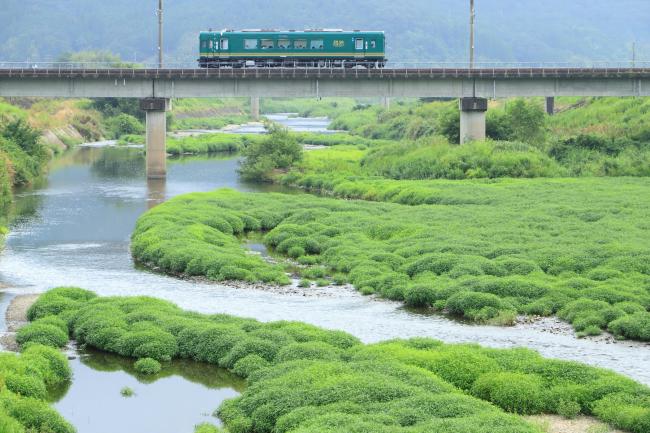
left=459, top=97, right=488, bottom=144
left=545, top=96, right=555, bottom=115
left=381, top=96, right=391, bottom=110
left=140, top=98, right=170, bottom=179
left=250, top=96, right=260, bottom=121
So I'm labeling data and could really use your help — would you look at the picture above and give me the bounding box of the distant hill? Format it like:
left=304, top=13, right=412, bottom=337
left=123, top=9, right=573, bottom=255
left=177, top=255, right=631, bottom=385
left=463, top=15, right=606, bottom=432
left=1, top=0, right=648, bottom=64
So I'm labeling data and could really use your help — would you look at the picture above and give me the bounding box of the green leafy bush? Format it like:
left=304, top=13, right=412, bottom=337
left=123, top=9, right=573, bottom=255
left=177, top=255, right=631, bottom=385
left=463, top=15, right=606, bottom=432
left=239, top=124, right=303, bottom=182
left=134, top=358, right=162, bottom=375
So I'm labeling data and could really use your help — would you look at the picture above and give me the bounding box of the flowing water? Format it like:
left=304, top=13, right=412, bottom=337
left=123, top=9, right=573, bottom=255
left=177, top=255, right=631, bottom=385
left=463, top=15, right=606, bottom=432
left=0, top=115, right=649, bottom=394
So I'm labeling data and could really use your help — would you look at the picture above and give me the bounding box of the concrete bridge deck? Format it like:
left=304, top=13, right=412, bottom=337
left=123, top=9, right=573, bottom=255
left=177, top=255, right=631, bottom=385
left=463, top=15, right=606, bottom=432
left=1, top=68, right=649, bottom=98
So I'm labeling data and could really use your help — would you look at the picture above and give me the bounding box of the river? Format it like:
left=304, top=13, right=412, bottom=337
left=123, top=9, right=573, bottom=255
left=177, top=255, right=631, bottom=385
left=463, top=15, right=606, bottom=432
left=1, top=114, right=649, bottom=393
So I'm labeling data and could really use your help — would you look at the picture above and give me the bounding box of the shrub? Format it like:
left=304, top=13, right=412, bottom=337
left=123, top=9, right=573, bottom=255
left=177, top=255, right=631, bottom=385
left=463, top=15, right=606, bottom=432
left=233, top=355, right=271, bottom=378
left=608, top=312, right=650, bottom=341
left=239, top=124, right=303, bottom=182
left=471, top=373, right=546, bottom=414
left=134, top=358, right=162, bottom=375
left=15, top=322, right=68, bottom=348
left=404, top=285, right=436, bottom=308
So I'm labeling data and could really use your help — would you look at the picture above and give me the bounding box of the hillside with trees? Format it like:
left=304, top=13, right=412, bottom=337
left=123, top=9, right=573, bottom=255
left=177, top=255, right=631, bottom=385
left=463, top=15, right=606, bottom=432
left=0, top=0, right=648, bottom=64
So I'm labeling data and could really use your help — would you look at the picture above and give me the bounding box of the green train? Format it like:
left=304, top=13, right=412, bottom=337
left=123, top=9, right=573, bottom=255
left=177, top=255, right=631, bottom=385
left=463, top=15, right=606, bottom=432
left=198, top=29, right=386, bottom=68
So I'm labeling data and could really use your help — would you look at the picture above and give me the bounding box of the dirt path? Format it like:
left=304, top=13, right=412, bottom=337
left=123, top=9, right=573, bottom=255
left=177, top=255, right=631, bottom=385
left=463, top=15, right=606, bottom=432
left=527, top=415, right=622, bottom=433
left=0, top=293, right=39, bottom=351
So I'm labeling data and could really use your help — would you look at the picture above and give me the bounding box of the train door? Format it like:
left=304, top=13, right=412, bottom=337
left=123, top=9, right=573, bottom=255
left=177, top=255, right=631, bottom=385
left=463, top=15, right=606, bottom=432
left=220, top=38, right=229, bottom=58
left=354, top=37, right=365, bottom=58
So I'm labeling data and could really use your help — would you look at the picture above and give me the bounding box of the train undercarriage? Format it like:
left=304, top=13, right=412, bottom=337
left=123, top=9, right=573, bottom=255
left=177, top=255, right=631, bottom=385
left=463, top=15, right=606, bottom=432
left=198, top=57, right=386, bottom=69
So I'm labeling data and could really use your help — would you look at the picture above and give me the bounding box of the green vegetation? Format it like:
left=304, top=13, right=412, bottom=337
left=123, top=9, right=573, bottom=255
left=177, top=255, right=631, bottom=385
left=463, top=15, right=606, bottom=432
left=194, top=423, right=226, bottom=433
left=327, top=98, right=650, bottom=179
left=134, top=358, right=162, bottom=375
left=171, top=98, right=250, bottom=131
left=239, top=125, right=303, bottom=182
left=132, top=185, right=650, bottom=339
left=18, top=287, right=650, bottom=433
left=166, top=133, right=262, bottom=155
left=0, top=344, right=74, bottom=433
left=120, top=387, right=135, bottom=397
left=0, top=106, right=51, bottom=211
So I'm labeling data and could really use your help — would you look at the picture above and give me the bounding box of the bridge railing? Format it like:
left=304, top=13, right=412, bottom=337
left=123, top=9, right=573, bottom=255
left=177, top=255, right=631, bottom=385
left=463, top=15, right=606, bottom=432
left=1, top=60, right=650, bottom=71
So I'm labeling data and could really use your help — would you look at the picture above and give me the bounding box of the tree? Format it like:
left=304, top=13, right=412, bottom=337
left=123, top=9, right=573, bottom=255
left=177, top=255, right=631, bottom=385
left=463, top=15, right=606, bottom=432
left=239, top=124, right=302, bottom=182
left=504, top=99, right=547, bottom=144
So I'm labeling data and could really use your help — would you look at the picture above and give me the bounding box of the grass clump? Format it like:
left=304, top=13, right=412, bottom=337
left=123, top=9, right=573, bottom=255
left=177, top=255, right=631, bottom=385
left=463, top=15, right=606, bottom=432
left=0, top=345, right=73, bottom=433
left=133, top=186, right=650, bottom=340
left=25, top=288, right=650, bottom=433
left=120, top=387, right=135, bottom=397
left=134, top=358, right=162, bottom=375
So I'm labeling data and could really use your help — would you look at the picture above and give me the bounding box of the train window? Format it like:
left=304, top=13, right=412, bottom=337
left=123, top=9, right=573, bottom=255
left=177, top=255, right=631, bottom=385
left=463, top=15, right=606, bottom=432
left=209, top=40, right=214, bottom=49
left=370, top=40, right=376, bottom=49
left=244, top=39, right=258, bottom=49
left=221, top=39, right=229, bottom=50
left=310, top=39, right=324, bottom=50
left=355, top=38, right=364, bottom=50
left=201, top=40, right=207, bottom=50
left=278, top=39, right=290, bottom=49
left=261, top=39, right=274, bottom=49
left=294, top=39, right=307, bottom=49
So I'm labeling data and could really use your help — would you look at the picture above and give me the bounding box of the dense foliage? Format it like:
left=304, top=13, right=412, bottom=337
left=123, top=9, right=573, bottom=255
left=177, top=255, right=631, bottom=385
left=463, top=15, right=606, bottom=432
left=0, top=344, right=74, bottom=433
left=132, top=186, right=650, bottom=340
left=239, top=125, right=303, bottom=182
left=19, top=288, right=650, bottom=433
left=328, top=98, right=650, bottom=178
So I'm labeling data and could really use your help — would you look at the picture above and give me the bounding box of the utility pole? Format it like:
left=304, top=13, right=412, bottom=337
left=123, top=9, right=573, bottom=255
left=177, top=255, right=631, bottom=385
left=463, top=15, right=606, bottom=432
left=632, top=41, right=636, bottom=68
left=469, top=0, right=475, bottom=69
left=157, top=0, right=164, bottom=68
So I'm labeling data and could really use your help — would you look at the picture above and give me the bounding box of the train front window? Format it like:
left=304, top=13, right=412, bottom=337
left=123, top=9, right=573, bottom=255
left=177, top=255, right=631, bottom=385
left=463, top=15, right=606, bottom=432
left=310, top=39, right=324, bottom=50
left=261, top=39, right=274, bottom=49
left=370, top=40, right=377, bottom=49
left=221, top=39, right=229, bottom=50
left=244, top=39, right=258, bottom=49
left=278, top=39, right=290, bottom=49
left=294, top=39, right=307, bottom=49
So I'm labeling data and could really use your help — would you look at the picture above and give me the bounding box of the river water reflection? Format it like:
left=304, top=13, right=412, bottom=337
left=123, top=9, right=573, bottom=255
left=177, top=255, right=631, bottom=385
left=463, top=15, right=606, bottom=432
left=0, top=117, right=649, bottom=386
left=49, top=346, right=244, bottom=433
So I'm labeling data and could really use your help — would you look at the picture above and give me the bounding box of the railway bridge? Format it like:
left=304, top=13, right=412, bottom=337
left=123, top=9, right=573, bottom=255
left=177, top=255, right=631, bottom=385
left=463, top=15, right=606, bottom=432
left=1, top=65, right=649, bottom=178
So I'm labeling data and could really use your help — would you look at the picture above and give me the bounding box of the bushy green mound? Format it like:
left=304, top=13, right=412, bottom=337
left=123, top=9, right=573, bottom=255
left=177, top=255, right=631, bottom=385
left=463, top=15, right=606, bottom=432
left=361, top=139, right=562, bottom=179
left=166, top=133, right=264, bottom=155
left=25, top=288, right=650, bottom=433
left=132, top=186, right=650, bottom=339
left=0, top=344, right=74, bottom=433
left=134, top=358, right=162, bottom=375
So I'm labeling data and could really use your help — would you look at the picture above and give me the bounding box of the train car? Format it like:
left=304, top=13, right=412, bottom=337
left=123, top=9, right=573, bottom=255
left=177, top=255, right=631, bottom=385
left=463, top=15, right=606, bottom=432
left=198, top=29, right=386, bottom=68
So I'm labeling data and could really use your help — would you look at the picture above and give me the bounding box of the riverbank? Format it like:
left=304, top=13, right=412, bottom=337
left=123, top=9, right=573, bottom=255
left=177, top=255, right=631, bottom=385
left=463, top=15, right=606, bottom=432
left=0, top=292, right=39, bottom=351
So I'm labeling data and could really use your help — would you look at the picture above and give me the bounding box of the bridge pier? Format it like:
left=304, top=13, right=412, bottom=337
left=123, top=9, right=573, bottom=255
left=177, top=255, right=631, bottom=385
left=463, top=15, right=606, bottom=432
left=250, top=96, right=260, bottom=121
left=545, top=97, right=555, bottom=115
left=140, top=98, right=170, bottom=179
left=459, top=97, right=488, bottom=144
left=381, top=97, right=391, bottom=110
